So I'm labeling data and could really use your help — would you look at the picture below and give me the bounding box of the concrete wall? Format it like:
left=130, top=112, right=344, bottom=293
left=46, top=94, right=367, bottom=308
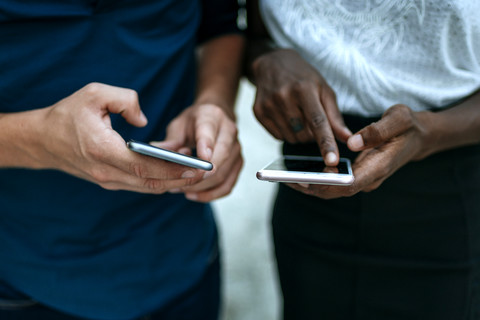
left=212, top=80, right=282, bottom=320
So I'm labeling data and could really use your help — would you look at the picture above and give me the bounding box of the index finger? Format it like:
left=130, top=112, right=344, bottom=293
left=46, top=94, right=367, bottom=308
left=296, top=87, right=339, bottom=166
left=193, top=105, right=224, bottom=161
left=106, top=137, right=204, bottom=181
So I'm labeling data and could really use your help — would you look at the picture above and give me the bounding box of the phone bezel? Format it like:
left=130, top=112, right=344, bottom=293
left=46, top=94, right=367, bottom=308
left=127, top=140, right=213, bottom=171
left=257, top=155, right=354, bottom=185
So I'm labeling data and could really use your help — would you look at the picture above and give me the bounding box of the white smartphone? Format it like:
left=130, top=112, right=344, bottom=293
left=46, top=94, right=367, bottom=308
left=257, top=155, right=354, bottom=185
left=127, top=140, right=213, bottom=171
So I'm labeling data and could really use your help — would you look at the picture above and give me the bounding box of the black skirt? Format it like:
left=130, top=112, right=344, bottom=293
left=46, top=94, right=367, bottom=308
left=272, top=115, right=480, bottom=320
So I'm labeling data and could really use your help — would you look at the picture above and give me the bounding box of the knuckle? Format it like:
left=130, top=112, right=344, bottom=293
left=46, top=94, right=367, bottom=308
left=82, top=144, right=104, bottom=161
left=292, top=79, right=314, bottom=94
left=143, top=179, right=166, bottom=192
left=184, top=177, right=200, bottom=186
left=84, top=82, right=103, bottom=96
left=318, top=135, right=335, bottom=150
left=388, top=104, right=414, bottom=126
left=364, top=122, right=388, bottom=144
left=310, top=114, right=327, bottom=129
left=89, top=167, right=110, bottom=184
left=391, top=103, right=411, bottom=115
left=129, top=162, right=149, bottom=179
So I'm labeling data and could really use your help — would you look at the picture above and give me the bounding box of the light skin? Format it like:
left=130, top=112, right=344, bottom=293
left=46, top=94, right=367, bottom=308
left=247, top=1, right=480, bottom=200
left=0, top=34, right=245, bottom=201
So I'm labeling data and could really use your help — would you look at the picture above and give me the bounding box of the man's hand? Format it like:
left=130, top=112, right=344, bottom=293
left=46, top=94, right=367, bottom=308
left=153, top=103, right=243, bottom=202
left=288, top=104, right=431, bottom=199
left=8, top=83, right=205, bottom=193
left=251, top=48, right=352, bottom=166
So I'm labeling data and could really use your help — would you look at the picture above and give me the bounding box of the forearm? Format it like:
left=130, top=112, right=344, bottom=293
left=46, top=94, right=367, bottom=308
left=244, top=0, right=274, bottom=83
left=418, top=90, right=480, bottom=159
left=0, top=108, right=49, bottom=168
left=195, top=34, right=245, bottom=120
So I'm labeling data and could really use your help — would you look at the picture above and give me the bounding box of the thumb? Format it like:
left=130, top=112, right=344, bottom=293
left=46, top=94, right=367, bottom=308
left=88, top=83, right=148, bottom=127
left=347, top=104, right=413, bottom=151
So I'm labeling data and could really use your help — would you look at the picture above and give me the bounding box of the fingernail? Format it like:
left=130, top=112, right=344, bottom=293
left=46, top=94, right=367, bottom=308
left=181, top=170, right=196, bottom=178
left=349, top=134, right=364, bottom=150
left=168, top=188, right=181, bottom=193
left=326, top=152, right=337, bottom=165
left=206, top=148, right=213, bottom=160
left=298, top=183, right=309, bottom=188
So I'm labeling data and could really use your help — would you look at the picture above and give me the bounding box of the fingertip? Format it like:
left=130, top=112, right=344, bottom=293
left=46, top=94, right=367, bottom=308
left=131, top=110, right=148, bottom=127
left=325, top=152, right=338, bottom=166
left=206, top=147, right=213, bottom=161
left=196, top=140, right=214, bottom=161
left=348, top=134, right=364, bottom=151
left=139, top=111, right=148, bottom=126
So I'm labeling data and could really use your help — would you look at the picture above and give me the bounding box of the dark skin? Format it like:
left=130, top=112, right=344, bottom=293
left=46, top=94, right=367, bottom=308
left=246, top=0, right=480, bottom=199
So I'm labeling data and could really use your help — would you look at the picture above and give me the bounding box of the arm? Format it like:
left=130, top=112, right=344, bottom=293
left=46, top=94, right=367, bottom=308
left=160, top=33, right=246, bottom=202
left=290, top=92, right=480, bottom=199
left=245, top=0, right=352, bottom=166
left=0, top=83, right=204, bottom=193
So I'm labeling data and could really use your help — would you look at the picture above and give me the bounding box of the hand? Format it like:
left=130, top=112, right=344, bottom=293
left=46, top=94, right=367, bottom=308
left=155, top=103, right=243, bottom=202
left=34, top=83, right=204, bottom=193
left=251, top=48, right=352, bottom=166
left=288, top=104, right=431, bottom=199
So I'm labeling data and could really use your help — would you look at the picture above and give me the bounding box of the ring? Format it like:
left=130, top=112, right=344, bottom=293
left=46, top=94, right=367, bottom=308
left=289, top=118, right=304, bottom=133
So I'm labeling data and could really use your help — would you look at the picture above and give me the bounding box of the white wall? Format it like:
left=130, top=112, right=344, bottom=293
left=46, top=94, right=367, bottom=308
left=212, top=80, right=282, bottom=320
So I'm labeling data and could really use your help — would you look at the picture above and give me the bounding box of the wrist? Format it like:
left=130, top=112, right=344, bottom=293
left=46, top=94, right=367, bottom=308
left=0, top=107, right=50, bottom=169
left=194, top=92, right=236, bottom=121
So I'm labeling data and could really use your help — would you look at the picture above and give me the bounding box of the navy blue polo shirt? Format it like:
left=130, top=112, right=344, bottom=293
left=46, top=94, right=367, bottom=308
left=0, top=0, right=239, bottom=319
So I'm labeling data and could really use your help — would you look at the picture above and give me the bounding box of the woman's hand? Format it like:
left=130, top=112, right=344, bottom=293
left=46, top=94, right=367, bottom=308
left=288, top=104, right=432, bottom=199
left=251, top=48, right=352, bottom=166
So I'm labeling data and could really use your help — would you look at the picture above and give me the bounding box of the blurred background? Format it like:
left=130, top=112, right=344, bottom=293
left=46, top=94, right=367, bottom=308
left=212, top=79, right=282, bottom=320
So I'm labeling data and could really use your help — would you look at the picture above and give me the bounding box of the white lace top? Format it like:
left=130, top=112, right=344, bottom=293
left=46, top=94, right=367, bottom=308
left=260, top=0, right=480, bottom=117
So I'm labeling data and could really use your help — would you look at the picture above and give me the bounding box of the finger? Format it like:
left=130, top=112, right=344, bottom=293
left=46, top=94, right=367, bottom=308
left=83, top=83, right=148, bottom=127
left=149, top=140, right=187, bottom=154
left=347, top=148, right=394, bottom=192
left=105, top=138, right=205, bottom=181
left=185, top=157, right=243, bottom=202
left=81, top=159, right=203, bottom=194
left=297, top=88, right=339, bottom=166
left=164, top=116, right=189, bottom=147
left=193, top=105, right=224, bottom=161
left=184, top=138, right=240, bottom=193
left=286, top=114, right=314, bottom=143
left=348, top=104, right=413, bottom=151
left=285, top=182, right=348, bottom=200
left=254, top=98, right=296, bottom=143
left=272, top=92, right=312, bottom=143
left=320, top=87, right=352, bottom=142
left=185, top=123, right=240, bottom=192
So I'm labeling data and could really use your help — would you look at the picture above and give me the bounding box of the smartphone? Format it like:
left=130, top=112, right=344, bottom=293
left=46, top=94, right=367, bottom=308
left=257, top=155, right=354, bottom=185
left=127, top=140, right=213, bottom=171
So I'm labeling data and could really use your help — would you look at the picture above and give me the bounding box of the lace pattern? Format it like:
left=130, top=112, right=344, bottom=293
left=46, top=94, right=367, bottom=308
left=260, top=0, right=480, bottom=116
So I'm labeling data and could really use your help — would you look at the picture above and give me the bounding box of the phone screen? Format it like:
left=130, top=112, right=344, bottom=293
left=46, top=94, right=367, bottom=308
left=282, top=158, right=350, bottom=174
left=265, top=156, right=350, bottom=174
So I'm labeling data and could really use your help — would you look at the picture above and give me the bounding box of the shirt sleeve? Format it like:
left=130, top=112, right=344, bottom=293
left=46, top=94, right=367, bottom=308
left=197, top=0, right=243, bottom=44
